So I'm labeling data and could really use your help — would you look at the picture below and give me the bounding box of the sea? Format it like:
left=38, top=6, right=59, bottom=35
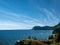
left=0, top=30, right=53, bottom=45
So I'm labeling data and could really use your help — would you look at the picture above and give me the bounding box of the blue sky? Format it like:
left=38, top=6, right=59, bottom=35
left=0, top=0, right=60, bottom=29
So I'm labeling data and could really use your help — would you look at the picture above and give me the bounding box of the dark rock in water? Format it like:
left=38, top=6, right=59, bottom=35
left=32, top=26, right=54, bottom=30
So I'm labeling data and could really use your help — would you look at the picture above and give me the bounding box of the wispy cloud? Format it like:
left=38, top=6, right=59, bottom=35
left=43, top=9, right=60, bottom=23
left=0, top=21, right=32, bottom=30
left=0, top=9, right=44, bottom=29
left=37, top=8, right=60, bottom=26
left=0, top=10, right=20, bottom=18
left=0, top=0, right=59, bottom=29
left=0, top=10, right=22, bottom=22
left=23, top=16, right=44, bottom=26
left=29, top=0, right=60, bottom=26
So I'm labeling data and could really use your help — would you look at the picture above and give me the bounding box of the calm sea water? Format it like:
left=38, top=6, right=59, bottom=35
left=0, top=30, right=53, bottom=45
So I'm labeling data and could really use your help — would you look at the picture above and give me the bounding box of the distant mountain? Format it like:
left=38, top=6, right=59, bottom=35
left=32, top=23, right=60, bottom=30
left=32, top=26, right=54, bottom=30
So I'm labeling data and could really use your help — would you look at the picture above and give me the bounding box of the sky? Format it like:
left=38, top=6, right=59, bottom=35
left=0, top=0, right=60, bottom=30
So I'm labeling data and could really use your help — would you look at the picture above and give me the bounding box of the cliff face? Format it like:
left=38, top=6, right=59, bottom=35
left=32, top=26, right=54, bottom=30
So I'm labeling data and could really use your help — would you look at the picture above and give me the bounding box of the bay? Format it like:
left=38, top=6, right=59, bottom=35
left=0, top=30, right=53, bottom=45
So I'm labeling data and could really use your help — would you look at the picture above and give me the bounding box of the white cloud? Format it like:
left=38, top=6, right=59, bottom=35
left=23, top=20, right=44, bottom=26
left=0, top=20, right=44, bottom=30
left=0, top=21, right=32, bottom=30
left=23, top=15, right=44, bottom=24
left=0, top=9, right=44, bottom=30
